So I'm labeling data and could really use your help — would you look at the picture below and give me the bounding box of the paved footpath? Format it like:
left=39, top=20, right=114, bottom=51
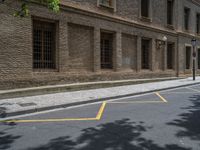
left=1, top=77, right=200, bottom=117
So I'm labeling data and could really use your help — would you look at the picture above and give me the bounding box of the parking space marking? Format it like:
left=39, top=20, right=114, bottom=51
left=160, top=92, right=198, bottom=94
left=108, top=100, right=163, bottom=104
left=0, top=89, right=173, bottom=123
left=108, top=92, right=167, bottom=104
left=155, top=92, right=168, bottom=103
left=0, top=102, right=107, bottom=123
left=185, top=87, right=200, bottom=93
left=96, top=101, right=107, bottom=120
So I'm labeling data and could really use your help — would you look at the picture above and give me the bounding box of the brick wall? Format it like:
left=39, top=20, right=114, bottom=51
left=122, top=33, right=137, bottom=70
left=1, top=0, right=200, bottom=89
left=68, top=23, right=94, bottom=72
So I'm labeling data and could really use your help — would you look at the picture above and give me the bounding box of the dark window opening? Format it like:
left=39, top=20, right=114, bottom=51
left=33, top=19, right=56, bottom=69
left=167, top=43, right=174, bottom=69
left=99, top=0, right=113, bottom=7
left=141, top=39, right=150, bottom=69
left=198, top=49, right=200, bottom=69
left=141, top=0, right=149, bottom=18
left=197, top=13, right=200, bottom=34
left=184, top=7, right=190, bottom=31
left=186, top=47, right=191, bottom=69
left=101, top=32, right=113, bottom=69
left=167, top=0, right=174, bottom=25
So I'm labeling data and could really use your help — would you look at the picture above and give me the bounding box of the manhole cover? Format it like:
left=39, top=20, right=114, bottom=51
left=17, top=102, right=37, bottom=107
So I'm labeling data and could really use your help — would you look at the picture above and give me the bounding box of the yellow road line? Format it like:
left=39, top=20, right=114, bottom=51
left=186, top=87, right=200, bottom=93
left=2, top=118, right=97, bottom=123
left=161, top=92, right=198, bottom=94
left=155, top=92, right=168, bottom=103
left=1, top=102, right=107, bottom=123
left=95, top=101, right=107, bottom=120
left=108, top=101, right=163, bottom=104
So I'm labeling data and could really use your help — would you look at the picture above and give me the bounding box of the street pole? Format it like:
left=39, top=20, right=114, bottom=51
left=191, top=38, right=196, bottom=81
left=193, top=46, right=195, bottom=81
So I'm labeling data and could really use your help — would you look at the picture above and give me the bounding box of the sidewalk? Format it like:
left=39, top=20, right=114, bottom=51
left=1, top=77, right=200, bottom=118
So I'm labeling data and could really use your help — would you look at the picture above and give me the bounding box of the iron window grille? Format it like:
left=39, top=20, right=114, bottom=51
left=198, top=49, right=200, bottom=69
left=99, top=0, right=113, bottom=7
left=101, top=32, right=113, bottom=69
left=196, top=13, right=200, bottom=34
left=186, top=47, right=191, bottom=69
left=141, top=0, right=149, bottom=18
left=141, top=39, right=150, bottom=69
left=167, top=43, right=174, bottom=69
left=184, top=7, right=190, bottom=31
left=167, top=0, right=174, bottom=25
left=33, top=19, right=56, bottom=69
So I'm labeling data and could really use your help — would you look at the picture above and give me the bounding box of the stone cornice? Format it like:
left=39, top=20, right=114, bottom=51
left=61, top=1, right=199, bottom=39
left=60, top=2, right=177, bottom=37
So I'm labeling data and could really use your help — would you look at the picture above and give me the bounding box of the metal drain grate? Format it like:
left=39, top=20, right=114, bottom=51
left=17, top=102, right=37, bottom=107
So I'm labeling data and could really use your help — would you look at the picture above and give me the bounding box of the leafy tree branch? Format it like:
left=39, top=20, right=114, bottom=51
left=1, top=0, right=60, bottom=17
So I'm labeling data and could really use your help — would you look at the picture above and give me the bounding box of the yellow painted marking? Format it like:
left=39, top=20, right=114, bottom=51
left=3, top=118, right=97, bottom=123
left=1, top=102, right=107, bottom=123
left=0, top=92, right=169, bottom=124
left=161, top=92, right=198, bottom=94
left=96, top=101, right=107, bottom=120
left=108, top=101, right=163, bottom=104
left=186, top=87, right=200, bottom=93
left=155, top=92, right=168, bottom=103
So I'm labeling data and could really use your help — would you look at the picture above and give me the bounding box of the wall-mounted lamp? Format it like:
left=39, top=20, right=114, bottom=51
left=156, top=36, right=167, bottom=50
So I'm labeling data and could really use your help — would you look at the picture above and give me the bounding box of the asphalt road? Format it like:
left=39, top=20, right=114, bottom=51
left=0, top=85, right=200, bottom=150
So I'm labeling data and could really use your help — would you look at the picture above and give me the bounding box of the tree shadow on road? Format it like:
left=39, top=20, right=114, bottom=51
left=27, top=119, right=192, bottom=150
left=167, top=94, right=200, bottom=141
left=0, top=122, right=21, bottom=150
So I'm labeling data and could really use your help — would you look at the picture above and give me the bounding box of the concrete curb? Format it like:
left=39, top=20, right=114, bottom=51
left=1, top=80, right=200, bottom=119
left=0, top=77, right=183, bottom=100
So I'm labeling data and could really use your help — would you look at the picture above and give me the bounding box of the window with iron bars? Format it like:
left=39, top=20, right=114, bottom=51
left=101, top=32, right=113, bottom=69
left=167, top=43, right=175, bottom=69
left=141, top=39, right=150, bottom=69
left=33, top=19, right=56, bottom=69
left=99, top=0, right=113, bottom=7
left=184, top=7, right=190, bottom=31
left=185, top=47, right=191, bottom=69
left=141, top=0, right=149, bottom=18
left=167, top=0, right=174, bottom=26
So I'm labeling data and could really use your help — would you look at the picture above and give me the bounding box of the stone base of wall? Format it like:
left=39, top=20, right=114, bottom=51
left=0, top=71, right=177, bottom=90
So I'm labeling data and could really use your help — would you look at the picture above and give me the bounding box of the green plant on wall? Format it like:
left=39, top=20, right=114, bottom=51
left=1, top=0, right=60, bottom=17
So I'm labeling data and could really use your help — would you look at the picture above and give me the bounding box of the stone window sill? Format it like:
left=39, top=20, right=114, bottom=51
left=196, top=33, right=200, bottom=36
left=184, top=29, right=190, bottom=33
left=140, top=16, right=152, bottom=23
left=166, top=69, right=175, bottom=71
left=166, top=24, right=175, bottom=30
left=99, top=3, right=114, bottom=10
left=33, top=69, right=58, bottom=72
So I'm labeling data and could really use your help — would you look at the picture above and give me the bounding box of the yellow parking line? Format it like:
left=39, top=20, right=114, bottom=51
left=96, top=101, right=107, bottom=120
left=1, top=102, right=107, bottom=123
left=186, top=87, right=200, bottom=93
left=155, top=92, right=168, bottom=103
left=108, top=101, right=163, bottom=104
left=161, top=92, right=198, bottom=94
left=2, top=118, right=98, bottom=123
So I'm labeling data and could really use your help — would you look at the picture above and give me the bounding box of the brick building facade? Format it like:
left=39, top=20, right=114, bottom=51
left=1, top=0, right=200, bottom=89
